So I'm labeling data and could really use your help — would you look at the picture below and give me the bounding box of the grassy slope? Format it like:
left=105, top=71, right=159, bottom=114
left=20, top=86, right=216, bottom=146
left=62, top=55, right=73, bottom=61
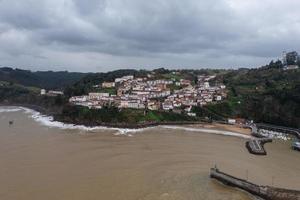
left=207, top=66, right=300, bottom=127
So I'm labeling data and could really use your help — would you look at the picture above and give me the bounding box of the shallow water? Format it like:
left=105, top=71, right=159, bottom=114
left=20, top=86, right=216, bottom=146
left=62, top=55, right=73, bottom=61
left=0, top=107, right=299, bottom=200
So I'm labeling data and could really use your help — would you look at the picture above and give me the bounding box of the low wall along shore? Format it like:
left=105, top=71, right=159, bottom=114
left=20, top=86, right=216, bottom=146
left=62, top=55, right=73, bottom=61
left=210, top=167, right=300, bottom=200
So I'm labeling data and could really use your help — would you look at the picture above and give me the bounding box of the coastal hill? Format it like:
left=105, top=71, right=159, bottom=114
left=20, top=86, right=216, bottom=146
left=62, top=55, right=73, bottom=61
left=207, top=61, right=300, bottom=128
left=0, top=63, right=300, bottom=128
left=0, top=67, right=87, bottom=90
left=63, top=68, right=224, bottom=97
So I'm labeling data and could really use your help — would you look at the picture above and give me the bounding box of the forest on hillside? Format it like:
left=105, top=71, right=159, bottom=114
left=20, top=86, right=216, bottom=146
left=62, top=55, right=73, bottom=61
left=1, top=63, right=300, bottom=128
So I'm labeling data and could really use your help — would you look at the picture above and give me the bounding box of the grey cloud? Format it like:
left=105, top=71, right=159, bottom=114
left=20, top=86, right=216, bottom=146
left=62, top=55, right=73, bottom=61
left=0, top=0, right=299, bottom=71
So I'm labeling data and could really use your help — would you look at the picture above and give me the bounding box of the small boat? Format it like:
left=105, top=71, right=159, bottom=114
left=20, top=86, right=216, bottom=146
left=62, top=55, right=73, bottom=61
left=292, top=141, right=300, bottom=151
left=9, top=120, right=14, bottom=125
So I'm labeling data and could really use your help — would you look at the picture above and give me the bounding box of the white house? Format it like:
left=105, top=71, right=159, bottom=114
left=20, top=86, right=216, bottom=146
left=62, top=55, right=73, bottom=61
left=40, top=89, right=46, bottom=95
left=228, top=119, right=236, bottom=124
left=102, top=82, right=115, bottom=88
left=89, top=93, right=109, bottom=100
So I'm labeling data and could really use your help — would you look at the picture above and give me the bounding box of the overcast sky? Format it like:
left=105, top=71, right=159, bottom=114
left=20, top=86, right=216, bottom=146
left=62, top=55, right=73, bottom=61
left=0, top=0, right=299, bottom=72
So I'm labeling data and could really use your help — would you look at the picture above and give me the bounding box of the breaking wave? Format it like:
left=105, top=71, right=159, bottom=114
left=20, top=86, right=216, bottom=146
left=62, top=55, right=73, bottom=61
left=0, top=107, right=23, bottom=113
left=0, top=106, right=151, bottom=135
left=1, top=106, right=251, bottom=138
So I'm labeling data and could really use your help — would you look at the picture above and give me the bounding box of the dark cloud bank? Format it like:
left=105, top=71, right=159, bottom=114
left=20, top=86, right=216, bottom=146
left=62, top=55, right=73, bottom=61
left=0, top=0, right=299, bottom=72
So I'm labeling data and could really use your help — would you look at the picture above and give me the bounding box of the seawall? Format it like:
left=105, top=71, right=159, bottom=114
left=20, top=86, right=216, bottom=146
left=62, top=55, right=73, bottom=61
left=210, top=167, right=300, bottom=200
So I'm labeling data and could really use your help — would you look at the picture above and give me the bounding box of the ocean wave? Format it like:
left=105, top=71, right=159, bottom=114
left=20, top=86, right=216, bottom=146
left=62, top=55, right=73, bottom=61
left=161, top=125, right=252, bottom=139
left=0, top=107, right=23, bottom=113
left=7, top=106, right=151, bottom=135
left=1, top=106, right=251, bottom=138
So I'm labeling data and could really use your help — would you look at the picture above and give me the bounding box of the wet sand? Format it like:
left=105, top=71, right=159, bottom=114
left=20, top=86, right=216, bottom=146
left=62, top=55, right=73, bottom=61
left=184, top=123, right=252, bottom=136
left=0, top=108, right=299, bottom=200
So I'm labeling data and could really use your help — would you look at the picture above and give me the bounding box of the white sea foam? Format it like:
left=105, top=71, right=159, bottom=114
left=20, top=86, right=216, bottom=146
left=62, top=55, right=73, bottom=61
left=3, top=106, right=151, bottom=135
left=161, top=125, right=252, bottom=139
left=258, top=129, right=290, bottom=141
left=0, top=106, right=253, bottom=138
left=0, top=107, right=23, bottom=113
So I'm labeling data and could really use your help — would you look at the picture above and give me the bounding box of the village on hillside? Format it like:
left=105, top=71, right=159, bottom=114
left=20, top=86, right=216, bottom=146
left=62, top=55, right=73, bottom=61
left=67, top=72, right=227, bottom=116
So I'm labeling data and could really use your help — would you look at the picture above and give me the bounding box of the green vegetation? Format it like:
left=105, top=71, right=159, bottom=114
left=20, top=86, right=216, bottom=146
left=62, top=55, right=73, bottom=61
left=58, top=105, right=195, bottom=125
left=64, top=69, right=148, bottom=97
left=0, top=67, right=86, bottom=89
left=168, top=84, right=183, bottom=92
left=205, top=61, right=300, bottom=128
left=1, top=64, right=300, bottom=128
left=95, top=88, right=117, bottom=95
left=0, top=82, right=68, bottom=113
left=162, top=73, right=183, bottom=81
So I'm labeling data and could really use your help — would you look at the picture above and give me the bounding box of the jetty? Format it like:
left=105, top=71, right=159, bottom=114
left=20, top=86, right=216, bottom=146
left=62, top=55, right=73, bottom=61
left=246, top=138, right=272, bottom=155
left=210, top=167, right=300, bottom=200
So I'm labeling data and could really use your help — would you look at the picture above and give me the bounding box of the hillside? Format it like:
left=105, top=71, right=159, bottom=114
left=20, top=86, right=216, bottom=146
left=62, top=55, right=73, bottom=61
left=64, top=68, right=227, bottom=97
left=1, top=65, right=300, bottom=128
left=208, top=61, right=300, bottom=128
left=0, top=67, right=87, bottom=89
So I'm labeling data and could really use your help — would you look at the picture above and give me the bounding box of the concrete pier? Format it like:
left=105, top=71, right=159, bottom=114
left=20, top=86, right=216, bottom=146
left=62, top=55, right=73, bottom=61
left=246, top=138, right=272, bottom=155
left=210, top=167, right=300, bottom=200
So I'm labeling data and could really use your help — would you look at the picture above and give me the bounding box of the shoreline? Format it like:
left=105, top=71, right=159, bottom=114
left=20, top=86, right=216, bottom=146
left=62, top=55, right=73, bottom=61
left=0, top=103, right=209, bottom=129
left=0, top=105, right=252, bottom=138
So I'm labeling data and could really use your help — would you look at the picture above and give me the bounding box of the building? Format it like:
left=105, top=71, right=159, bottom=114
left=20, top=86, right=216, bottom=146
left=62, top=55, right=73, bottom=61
left=115, top=75, right=134, bottom=83
left=120, top=100, right=145, bottom=109
left=102, top=82, right=115, bottom=88
left=117, top=87, right=130, bottom=96
left=69, top=96, right=88, bottom=102
left=187, top=112, right=196, bottom=117
left=89, top=93, right=109, bottom=100
left=228, top=119, right=236, bottom=124
left=284, top=65, right=299, bottom=70
left=162, top=101, right=173, bottom=110
left=282, top=51, right=299, bottom=69
left=204, top=82, right=210, bottom=89
left=68, top=73, right=228, bottom=113
left=180, top=79, right=191, bottom=86
left=215, top=96, right=222, bottom=101
left=40, top=89, right=46, bottom=95
left=147, top=101, right=160, bottom=110
left=47, top=90, right=64, bottom=96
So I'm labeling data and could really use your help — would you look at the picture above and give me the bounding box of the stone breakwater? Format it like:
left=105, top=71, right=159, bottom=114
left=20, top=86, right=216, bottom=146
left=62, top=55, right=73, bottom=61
left=245, top=138, right=272, bottom=155
left=210, top=167, right=300, bottom=200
